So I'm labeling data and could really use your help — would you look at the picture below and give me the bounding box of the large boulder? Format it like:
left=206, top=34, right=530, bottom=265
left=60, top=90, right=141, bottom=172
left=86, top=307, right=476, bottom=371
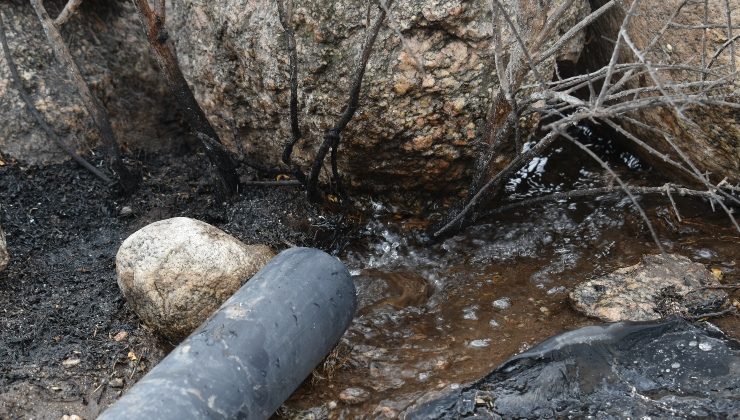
left=0, top=222, right=8, bottom=272
left=0, top=0, right=172, bottom=164
left=167, top=0, right=589, bottom=199
left=579, top=0, right=739, bottom=182
left=570, top=254, right=728, bottom=322
left=116, top=217, right=275, bottom=341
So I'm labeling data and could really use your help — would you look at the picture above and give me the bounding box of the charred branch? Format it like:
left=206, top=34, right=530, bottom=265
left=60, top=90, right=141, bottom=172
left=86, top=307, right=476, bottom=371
left=276, top=0, right=306, bottom=185
left=132, top=0, right=239, bottom=197
left=306, top=1, right=389, bottom=202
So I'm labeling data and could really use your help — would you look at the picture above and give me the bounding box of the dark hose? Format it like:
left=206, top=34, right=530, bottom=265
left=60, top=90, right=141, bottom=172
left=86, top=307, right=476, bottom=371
left=99, top=247, right=356, bottom=419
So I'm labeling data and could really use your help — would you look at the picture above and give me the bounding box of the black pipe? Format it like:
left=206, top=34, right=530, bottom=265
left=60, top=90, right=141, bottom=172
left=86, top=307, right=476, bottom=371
left=99, top=247, right=356, bottom=419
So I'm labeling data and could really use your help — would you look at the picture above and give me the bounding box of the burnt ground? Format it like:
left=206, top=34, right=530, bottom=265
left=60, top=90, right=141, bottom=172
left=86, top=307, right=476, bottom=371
left=0, top=150, right=346, bottom=419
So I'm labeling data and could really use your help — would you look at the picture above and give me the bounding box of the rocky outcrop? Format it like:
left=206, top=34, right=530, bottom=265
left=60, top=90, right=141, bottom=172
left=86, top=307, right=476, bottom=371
left=408, top=318, right=740, bottom=418
left=0, top=1, right=171, bottom=165
left=167, top=0, right=589, bottom=198
left=569, top=254, right=727, bottom=322
left=116, top=217, right=275, bottom=341
left=0, top=222, right=8, bottom=272
left=579, top=0, right=740, bottom=182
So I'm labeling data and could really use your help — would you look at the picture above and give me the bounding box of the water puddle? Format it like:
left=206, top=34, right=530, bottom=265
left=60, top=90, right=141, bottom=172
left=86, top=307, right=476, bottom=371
left=280, top=139, right=738, bottom=418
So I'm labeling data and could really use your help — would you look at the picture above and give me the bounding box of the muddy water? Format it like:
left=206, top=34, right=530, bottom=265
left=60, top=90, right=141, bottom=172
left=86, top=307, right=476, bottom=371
left=282, top=144, right=739, bottom=418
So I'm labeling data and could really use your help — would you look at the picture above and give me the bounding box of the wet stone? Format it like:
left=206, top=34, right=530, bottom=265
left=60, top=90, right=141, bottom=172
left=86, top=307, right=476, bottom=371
left=492, top=298, right=511, bottom=310
left=406, top=318, right=740, bottom=418
left=339, top=387, right=371, bottom=405
left=570, top=254, right=728, bottom=322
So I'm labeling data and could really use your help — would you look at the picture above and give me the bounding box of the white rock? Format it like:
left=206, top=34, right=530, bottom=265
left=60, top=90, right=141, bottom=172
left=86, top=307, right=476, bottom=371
left=116, top=217, right=274, bottom=340
left=492, top=297, right=511, bottom=310
left=339, top=387, right=370, bottom=405
left=0, top=223, right=8, bottom=273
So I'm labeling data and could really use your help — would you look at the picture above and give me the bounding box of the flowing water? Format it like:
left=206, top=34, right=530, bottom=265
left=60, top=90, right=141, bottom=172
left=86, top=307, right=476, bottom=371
left=281, top=138, right=739, bottom=418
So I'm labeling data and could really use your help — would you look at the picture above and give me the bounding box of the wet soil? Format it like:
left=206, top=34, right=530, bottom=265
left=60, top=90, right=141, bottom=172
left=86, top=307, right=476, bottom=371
left=0, top=150, right=340, bottom=419
left=279, top=139, right=740, bottom=418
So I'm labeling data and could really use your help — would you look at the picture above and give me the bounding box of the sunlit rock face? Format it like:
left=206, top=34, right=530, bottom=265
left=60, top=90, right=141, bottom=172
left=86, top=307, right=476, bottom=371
left=168, top=0, right=589, bottom=200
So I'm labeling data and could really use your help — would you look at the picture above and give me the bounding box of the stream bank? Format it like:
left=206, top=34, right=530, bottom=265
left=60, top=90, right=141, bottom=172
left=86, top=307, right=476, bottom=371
left=0, top=137, right=738, bottom=419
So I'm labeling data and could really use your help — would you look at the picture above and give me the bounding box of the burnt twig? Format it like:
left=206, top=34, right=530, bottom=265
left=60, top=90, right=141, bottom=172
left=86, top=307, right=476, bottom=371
left=685, top=307, right=738, bottom=320
left=241, top=180, right=302, bottom=187
left=305, top=1, right=389, bottom=201
left=276, top=0, right=306, bottom=185
left=29, top=0, right=138, bottom=192
left=0, top=10, right=112, bottom=185
left=132, top=0, right=239, bottom=197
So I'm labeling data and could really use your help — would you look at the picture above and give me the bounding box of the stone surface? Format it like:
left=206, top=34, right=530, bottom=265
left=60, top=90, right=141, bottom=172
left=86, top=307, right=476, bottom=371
left=0, top=1, right=173, bottom=164
left=407, top=318, right=740, bottom=418
left=116, top=217, right=274, bottom=341
left=167, top=0, right=589, bottom=199
left=0, top=222, right=8, bottom=272
left=339, top=387, right=370, bottom=405
left=570, top=254, right=728, bottom=322
left=580, top=0, right=740, bottom=182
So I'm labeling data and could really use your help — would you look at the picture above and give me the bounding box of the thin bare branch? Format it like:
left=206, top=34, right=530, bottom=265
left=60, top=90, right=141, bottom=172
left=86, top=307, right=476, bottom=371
left=483, top=183, right=731, bottom=217
left=306, top=1, right=389, bottom=201
left=53, top=0, right=83, bottom=27
left=30, top=0, right=137, bottom=192
left=0, top=10, right=111, bottom=185
left=276, top=0, right=306, bottom=185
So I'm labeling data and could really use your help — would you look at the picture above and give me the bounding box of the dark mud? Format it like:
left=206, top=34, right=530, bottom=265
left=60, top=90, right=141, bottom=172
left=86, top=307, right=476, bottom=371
left=0, top=151, right=340, bottom=419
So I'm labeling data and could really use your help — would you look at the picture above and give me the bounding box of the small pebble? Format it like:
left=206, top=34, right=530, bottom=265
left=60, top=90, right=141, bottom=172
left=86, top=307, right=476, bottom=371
left=492, top=298, right=511, bottom=310
left=671, top=362, right=681, bottom=369
left=327, top=401, right=337, bottom=410
left=109, top=378, right=125, bottom=388
left=539, top=306, right=549, bottom=314
left=120, top=206, right=133, bottom=217
left=469, top=339, right=491, bottom=348
left=339, top=387, right=370, bottom=405
left=62, top=358, right=80, bottom=368
left=699, top=342, right=712, bottom=352
left=462, top=305, right=479, bottom=320
left=547, top=286, right=567, bottom=295
left=113, top=330, right=128, bottom=342
left=489, top=319, right=499, bottom=328
left=62, top=415, right=82, bottom=420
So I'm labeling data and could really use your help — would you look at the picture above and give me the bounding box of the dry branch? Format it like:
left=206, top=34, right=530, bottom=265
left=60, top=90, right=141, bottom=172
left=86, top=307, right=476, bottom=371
left=0, top=10, right=111, bottom=185
left=431, top=0, right=739, bottom=242
left=29, top=0, right=138, bottom=192
left=132, top=0, right=239, bottom=197
left=482, top=183, right=735, bottom=217
left=54, top=0, right=83, bottom=27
